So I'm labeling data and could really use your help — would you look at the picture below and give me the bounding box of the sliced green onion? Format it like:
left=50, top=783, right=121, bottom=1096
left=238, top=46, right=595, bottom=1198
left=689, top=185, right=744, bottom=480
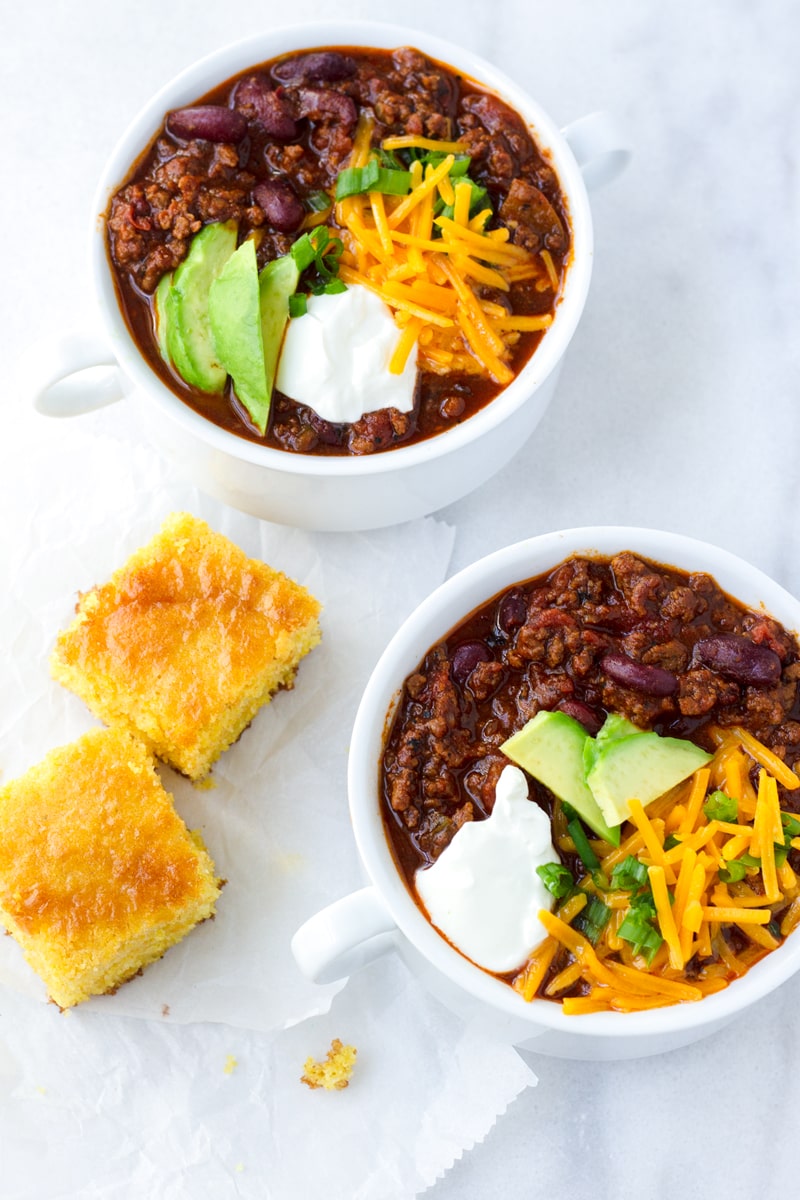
left=610, top=855, right=650, bottom=892
left=435, top=178, right=490, bottom=224
left=377, top=147, right=406, bottom=171
left=718, top=860, right=747, bottom=884
left=288, top=293, right=308, bottom=318
left=536, top=862, right=574, bottom=901
left=664, top=834, right=680, bottom=851
left=290, top=226, right=346, bottom=297
left=290, top=229, right=321, bottom=272
left=448, top=155, right=472, bottom=177
left=703, top=790, right=738, bottom=823
left=334, top=160, right=412, bottom=201
left=305, top=189, right=332, bottom=213
left=323, top=277, right=347, bottom=295
left=567, top=818, right=601, bottom=874
left=416, top=150, right=472, bottom=175
left=618, top=895, right=663, bottom=963
left=781, top=812, right=800, bottom=838
left=574, top=895, right=611, bottom=945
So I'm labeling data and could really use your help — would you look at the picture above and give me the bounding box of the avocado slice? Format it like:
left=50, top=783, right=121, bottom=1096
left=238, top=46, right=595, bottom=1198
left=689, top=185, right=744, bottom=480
left=586, top=732, right=712, bottom=828
left=208, top=238, right=268, bottom=428
left=258, top=253, right=300, bottom=428
left=154, top=272, right=173, bottom=363
left=167, top=219, right=238, bottom=393
left=502, top=711, right=621, bottom=845
left=582, top=713, right=643, bottom=777
left=208, top=242, right=300, bottom=435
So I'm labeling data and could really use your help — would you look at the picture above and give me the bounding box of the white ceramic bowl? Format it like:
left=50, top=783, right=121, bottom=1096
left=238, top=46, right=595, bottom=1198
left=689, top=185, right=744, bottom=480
left=27, top=22, right=630, bottom=531
left=292, top=527, right=800, bottom=1060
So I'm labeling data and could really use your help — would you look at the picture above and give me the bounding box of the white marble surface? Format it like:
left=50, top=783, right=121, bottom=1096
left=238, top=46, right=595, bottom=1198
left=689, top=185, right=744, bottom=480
left=3, top=0, right=800, bottom=1196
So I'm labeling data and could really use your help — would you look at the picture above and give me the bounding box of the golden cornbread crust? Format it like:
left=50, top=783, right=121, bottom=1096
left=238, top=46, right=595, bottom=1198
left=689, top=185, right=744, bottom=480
left=50, top=512, right=322, bottom=780
left=0, top=726, right=221, bottom=1008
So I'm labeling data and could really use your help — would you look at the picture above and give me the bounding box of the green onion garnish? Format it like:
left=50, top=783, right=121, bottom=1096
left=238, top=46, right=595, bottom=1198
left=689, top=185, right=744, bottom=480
left=610, top=855, right=650, bottom=892
left=782, top=812, right=800, bottom=838
left=574, top=895, right=612, bottom=945
left=290, top=229, right=320, bottom=272
left=536, top=862, right=574, bottom=901
left=320, top=277, right=347, bottom=295
left=567, top=818, right=601, bottom=873
left=718, top=859, right=747, bottom=883
left=288, top=293, right=308, bottom=318
left=434, top=178, right=490, bottom=224
left=617, top=894, right=664, bottom=964
left=290, top=226, right=343, bottom=274
left=289, top=227, right=346, bottom=300
left=376, top=146, right=407, bottom=171
left=305, top=190, right=332, bottom=213
left=334, top=160, right=412, bottom=201
left=703, top=790, right=738, bottom=823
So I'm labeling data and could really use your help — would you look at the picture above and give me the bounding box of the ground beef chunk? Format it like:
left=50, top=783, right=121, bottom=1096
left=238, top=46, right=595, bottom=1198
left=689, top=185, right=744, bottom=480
left=678, top=668, right=739, bottom=716
left=347, top=409, right=414, bottom=455
left=469, top=659, right=506, bottom=701
left=498, top=177, right=567, bottom=253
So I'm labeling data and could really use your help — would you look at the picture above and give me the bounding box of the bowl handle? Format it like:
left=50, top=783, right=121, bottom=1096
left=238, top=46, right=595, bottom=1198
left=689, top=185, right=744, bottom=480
left=291, top=886, right=398, bottom=984
left=24, top=329, right=126, bottom=417
left=561, top=110, right=632, bottom=191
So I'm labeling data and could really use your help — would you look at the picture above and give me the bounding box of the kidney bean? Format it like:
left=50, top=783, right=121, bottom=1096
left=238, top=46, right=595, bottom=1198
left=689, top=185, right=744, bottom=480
left=233, top=77, right=298, bottom=140
left=557, top=699, right=604, bottom=736
left=694, top=634, right=782, bottom=687
left=273, top=51, right=357, bottom=83
left=295, top=87, right=357, bottom=129
left=166, top=105, right=247, bottom=144
left=253, top=179, right=305, bottom=233
left=601, top=652, right=679, bottom=696
left=497, top=590, right=528, bottom=633
left=452, top=641, right=492, bottom=686
left=305, top=410, right=345, bottom=447
left=439, top=394, right=465, bottom=421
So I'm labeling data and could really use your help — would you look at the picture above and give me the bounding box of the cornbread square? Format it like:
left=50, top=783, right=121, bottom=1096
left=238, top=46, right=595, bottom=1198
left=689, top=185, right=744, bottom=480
left=0, top=726, right=221, bottom=1009
left=50, top=512, right=322, bottom=780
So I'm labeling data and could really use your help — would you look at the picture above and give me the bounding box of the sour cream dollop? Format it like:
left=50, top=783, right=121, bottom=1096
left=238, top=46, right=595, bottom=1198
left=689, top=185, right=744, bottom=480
left=275, top=285, right=417, bottom=424
left=414, top=765, right=558, bottom=974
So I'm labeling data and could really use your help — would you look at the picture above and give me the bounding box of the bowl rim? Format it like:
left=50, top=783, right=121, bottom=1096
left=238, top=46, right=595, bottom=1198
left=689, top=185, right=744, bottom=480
left=348, top=526, right=800, bottom=1039
left=90, top=19, right=594, bottom=478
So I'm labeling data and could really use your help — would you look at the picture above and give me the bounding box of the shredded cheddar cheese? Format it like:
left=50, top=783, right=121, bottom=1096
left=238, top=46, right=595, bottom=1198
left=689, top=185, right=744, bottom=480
left=329, top=132, right=558, bottom=380
left=513, top=726, right=800, bottom=1014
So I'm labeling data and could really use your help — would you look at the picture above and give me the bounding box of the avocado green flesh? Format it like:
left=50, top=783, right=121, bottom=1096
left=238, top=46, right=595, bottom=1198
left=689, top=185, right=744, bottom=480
left=582, top=713, right=643, bottom=777
left=206, top=242, right=300, bottom=436
left=586, top=732, right=712, bottom=828
left=154, top=272, right=173, bottom=363
left=167, top=219, right=238, bottom=393
left=208, top=238, right=270, bottom=430
left=258, top=254, right=301, bottom=430
left=502, top=710, right=621, bottom=845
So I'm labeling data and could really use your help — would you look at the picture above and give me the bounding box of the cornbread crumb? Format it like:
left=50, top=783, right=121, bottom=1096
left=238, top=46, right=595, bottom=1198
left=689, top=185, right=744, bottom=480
left=0, top=727, right=221, bottom=1008
left=223, top=1055, right=238, bottom=1075
left=50, top=512, right=322, bottom=781
left=301, top=1038, right=357, bottom=1090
